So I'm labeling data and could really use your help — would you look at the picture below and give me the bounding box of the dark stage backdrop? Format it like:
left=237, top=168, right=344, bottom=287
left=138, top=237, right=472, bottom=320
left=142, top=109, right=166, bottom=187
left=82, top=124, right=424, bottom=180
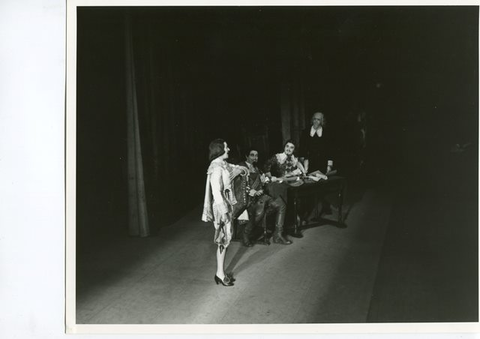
left=77, top=6, right=478, bottom=238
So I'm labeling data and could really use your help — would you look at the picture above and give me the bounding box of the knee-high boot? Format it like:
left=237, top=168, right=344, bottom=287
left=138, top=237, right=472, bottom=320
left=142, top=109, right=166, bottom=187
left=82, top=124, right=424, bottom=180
left=243, top=221, right=254, bottom=247
left=272, top=199, right=292, bottom=245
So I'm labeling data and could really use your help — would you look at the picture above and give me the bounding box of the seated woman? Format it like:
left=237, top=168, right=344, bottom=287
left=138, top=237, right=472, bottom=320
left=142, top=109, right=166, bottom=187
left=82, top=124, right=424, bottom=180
left=263, top=140, right=307, bottom=239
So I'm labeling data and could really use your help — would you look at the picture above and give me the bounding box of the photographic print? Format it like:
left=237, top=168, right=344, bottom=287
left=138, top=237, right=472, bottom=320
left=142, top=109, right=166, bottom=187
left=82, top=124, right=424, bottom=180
left=66, top=2, right=479, bottom=333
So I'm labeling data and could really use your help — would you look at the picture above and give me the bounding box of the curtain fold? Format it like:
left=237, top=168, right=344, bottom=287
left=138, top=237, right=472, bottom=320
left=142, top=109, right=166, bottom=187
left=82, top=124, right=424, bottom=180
left=280, top=62, right=307, bottom=146
left=278, top=33, right=309, bottom=147
left=125, top=13, right=150, bottom=237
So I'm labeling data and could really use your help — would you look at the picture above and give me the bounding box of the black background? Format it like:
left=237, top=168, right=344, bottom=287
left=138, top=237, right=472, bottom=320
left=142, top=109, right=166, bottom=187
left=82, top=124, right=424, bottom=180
left=77, top=6, right=478, bottom=237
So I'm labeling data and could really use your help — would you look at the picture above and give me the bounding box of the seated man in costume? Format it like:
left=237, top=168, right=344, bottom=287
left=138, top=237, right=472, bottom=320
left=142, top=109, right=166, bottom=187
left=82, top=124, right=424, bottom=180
left=238, top=148, right=291, bottom=246
left=264, top=140, right=307, bottom=180
left=263, top=140, right=307, bottom=238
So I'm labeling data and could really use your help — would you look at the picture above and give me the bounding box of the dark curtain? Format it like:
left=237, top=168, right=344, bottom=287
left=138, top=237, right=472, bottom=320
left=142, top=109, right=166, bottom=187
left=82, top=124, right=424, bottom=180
left=124, top=9, right=313, bottom=232
left=125, top=13, right=149, bottom=237
left=127, top=11, right=212, bottom=230
left=77, top=7, right=478, bottom=238
left=278, top=32, right=309, bottom=149
left=279, top=64, right=307, bottom=148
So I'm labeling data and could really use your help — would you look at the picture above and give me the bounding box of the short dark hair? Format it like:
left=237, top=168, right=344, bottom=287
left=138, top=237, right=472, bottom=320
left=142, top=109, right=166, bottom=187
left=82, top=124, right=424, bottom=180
left=208, top=138, right=226, bottom=161
left=244, top=147, right=259, bottom=158
left=283, top=139, right=296, bottom=149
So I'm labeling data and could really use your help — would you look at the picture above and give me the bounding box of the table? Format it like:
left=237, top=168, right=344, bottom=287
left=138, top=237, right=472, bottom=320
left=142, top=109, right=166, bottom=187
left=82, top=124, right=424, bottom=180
left=287, top=176, right=347, bottom=237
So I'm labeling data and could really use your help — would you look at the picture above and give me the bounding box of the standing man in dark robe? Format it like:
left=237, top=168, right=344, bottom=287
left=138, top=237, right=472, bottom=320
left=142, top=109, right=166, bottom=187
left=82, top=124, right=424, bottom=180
left=300, top=111, right=334, bottom=175
left=300, top=112, right=336, bottom=218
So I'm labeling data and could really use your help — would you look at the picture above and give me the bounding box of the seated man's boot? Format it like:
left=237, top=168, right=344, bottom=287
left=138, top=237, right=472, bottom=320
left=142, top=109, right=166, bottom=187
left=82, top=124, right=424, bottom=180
left=243, top=222, right=254, bottom=247
left=273, top=226, right=292, bottom=245
left=270, top=199, right=291, bottom=244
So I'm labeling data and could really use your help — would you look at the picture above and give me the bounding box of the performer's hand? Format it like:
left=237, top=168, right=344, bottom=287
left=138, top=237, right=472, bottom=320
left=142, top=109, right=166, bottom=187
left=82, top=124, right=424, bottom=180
left=249, top=189, right=257, bottom=197
left=292, top=168, right=302, bottom=176
left=232, top=166, right=248, bottom=178
left=260, top=174, right=267, bottom=183
left=256, top=190, right=263, bottom=196
left=326, top=165, right=332, bottom=173
left=303, top=159, right=309, bottom=174
left=219, top=213, right=231, bottom=226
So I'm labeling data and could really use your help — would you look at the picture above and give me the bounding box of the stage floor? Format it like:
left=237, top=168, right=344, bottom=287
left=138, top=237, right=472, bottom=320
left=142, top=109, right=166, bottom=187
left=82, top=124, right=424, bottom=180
left=76, top=162, right=477, bottom=324
left=76, top=179, right=394, bottom=324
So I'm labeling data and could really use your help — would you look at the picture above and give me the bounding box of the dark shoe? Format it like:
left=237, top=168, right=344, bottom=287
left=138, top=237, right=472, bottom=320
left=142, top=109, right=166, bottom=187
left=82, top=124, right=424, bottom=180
left=289, top=230, right=304, bottom=238
left=214, top=275, right=234, bottom=286
left=273, top=234, right=292, bottom=245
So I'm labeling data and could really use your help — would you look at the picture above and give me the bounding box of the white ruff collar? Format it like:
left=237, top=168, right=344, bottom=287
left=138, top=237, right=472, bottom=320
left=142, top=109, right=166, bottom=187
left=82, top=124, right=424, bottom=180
left=310, top=126, right=323, bottom=137
left=276, top=153, right=297, bottom=165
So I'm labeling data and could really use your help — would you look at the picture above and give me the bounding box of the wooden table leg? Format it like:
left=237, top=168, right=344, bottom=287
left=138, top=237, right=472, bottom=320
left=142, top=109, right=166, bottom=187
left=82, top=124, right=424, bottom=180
left=290, top=191, right=303, bottom=238
left=338, top=182, right=345, bottom=225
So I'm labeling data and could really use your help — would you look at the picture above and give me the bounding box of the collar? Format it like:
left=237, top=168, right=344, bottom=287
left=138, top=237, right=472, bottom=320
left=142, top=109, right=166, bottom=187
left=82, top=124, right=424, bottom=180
left=211, top=157, right=226, bottom=166
left=245, top=161, right=256, bottom=172
left=310, top=126, right=323, bottom=137
left=207, top=157, right=227, bottom=173
left=276, top=153, right=297, bottom=164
